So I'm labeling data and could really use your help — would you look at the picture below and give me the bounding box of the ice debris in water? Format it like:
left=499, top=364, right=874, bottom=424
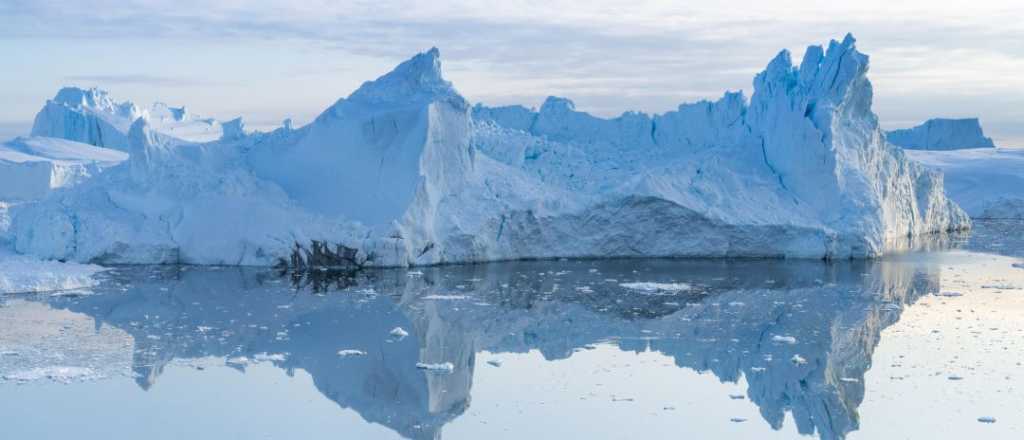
left=771, top=335, right=797, bottom=344
left=337, top=349, right=367, bottom=357
left=791, top=354, right=808, bottom=365
left=2, top=366, right=101, bottom=384
left=389, top=327, right=409, bottom=339
left=253, top=353, right=286, bottom=362
left=416, top=362, right=454, bottom=373
left=619, top=282, right=691, bottom=294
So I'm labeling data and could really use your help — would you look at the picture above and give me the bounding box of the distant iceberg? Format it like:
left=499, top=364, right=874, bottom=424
left=886, top=118, right=995, bottom=150
left=7, top=35, right=969, bottom=266
left=30, top=86, right=240, bottom=150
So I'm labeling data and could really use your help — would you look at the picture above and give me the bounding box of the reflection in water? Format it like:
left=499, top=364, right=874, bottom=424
left=15, top=256, right=945, bottom=440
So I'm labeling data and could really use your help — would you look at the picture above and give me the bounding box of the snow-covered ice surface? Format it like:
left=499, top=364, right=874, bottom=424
left=886, top=118, right=995, bottom=150
left=0, top=136, right=127, bottom=201
left=8, top=35, right=968, bottom=267
left=1, top=228, right=1021, bottom=439
left=906, top=148, right=1024, bottom=219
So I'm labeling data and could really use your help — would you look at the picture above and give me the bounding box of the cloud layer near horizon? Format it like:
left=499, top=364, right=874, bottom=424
left=1, top=0, right=1022, bottom=144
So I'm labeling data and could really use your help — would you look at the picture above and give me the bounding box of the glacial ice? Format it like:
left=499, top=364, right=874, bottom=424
left=906, top=147, right=1024, bottom=219
left=886, top=118, right=996, bottom=150
left=0, top=136, right=126, bottom=201
left=7, top=35, right=969, bottom=266
left=30, top=87, right=239, bottom=150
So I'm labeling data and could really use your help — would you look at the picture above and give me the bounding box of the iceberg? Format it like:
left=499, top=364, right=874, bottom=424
left=886, top=118, right=996, bottom=150
left=8, top=35, right=969, bottom=266
left=906, top=147, right=1024, bottom=219
left=30, top=86, right=239, bottom=150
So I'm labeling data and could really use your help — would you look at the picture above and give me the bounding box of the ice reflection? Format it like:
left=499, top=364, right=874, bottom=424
left=12, top=255, right=949, bottom=440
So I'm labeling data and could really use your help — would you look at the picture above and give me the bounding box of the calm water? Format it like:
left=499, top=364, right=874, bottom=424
left=1, top=221, right=1022, bottom=439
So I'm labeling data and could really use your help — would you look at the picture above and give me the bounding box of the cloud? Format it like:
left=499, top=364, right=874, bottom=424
left=1, top=1, right=1022, bottom=142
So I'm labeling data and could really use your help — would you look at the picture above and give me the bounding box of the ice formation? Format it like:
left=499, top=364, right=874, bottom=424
left=906, top=147, right=1024, bottom=219
left=0, top=136, right=127, bottom=201
left=30, top=87, right=238, bottom=149
left=886, top=118, right=996, bottom=150
left=7, top=35, right=969, bottom=266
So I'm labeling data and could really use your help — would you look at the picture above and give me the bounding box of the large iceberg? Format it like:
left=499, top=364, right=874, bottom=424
left=30, top=87, right=237, bottom=150
left=9, top=35, right=968, bottom=266
left=886, top=118, right=996, bottom=150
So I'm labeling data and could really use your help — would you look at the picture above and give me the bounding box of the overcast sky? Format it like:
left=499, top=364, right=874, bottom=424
left=1, top=0, right=1022, bottom=145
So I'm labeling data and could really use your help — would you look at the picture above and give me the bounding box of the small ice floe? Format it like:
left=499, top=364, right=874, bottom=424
left=977, top=416, right=996, bottom=424
left=416, top=362, right=454, bottom=373
left=619, top=282, right=691, bottom=294
left=728, top=301, right=745, bottom=307
left=750, top=367, right=766, bottom=373
left=422, top=294, right=468, bottom=300
left=407, top=271, right=424, bottom=277
left=337, top=349, right=367, bottom=357
left=588, top=268, right=599, bottom=273
left=840, top=377, right=860, bottom=383
left=730, top=418, right=747, bottom=423
left=253, top=352, right=287, bottom=362
left=791, top=354, right=808, bottom=365
left=389, top=327, right=409, bottom=339
left=486, top=359, right=503, bottom=367
left=771, top=335, right=797, bottom=344
left=936, top=291, right=963, bottom=297
left=575, top=286, right=594, bottom=294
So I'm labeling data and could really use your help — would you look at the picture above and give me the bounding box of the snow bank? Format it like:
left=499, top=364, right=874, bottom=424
left=30, top=87, right=238, bottom=149
left=0, top=250, right=106, bottom=294
left=9, top=35, right=968, bottom=266
left=0, top=136, right=127, bottom=201
left=886, top=118, right=995, bottom=150
left=906, top=148, right=1024, bottom=219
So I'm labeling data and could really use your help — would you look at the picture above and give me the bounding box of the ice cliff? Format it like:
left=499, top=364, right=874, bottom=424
left=8, top=35, right=969, bottom=266
left=30, top=87, right=238, bottom=149
left=886, top=118, right=996, bottom=150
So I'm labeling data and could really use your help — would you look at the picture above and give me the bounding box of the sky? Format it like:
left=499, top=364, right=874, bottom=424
left=1, top=0, right=1022, bottom=145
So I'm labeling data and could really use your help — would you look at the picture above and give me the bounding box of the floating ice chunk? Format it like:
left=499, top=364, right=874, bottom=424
left=771, top=335, right=797, bottom=344
left=337, top=349, right=367, bottom=357
left=619, top=282, right=691, bottom=294
left=840, top=377, right=860, bottom=383
left=791, top=354, right=808, bottom=365
left=416, top=362, right=454, bottom=373
left=977, top=416, right=996, bottom=423
left=389, top=327, right=409, bottom=339
left=407, top=271, right=424, bottom=277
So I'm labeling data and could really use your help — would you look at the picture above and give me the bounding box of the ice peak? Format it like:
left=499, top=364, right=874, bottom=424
left=345, top=47, right=458, bottom=106
left=53, top=86, right=112, bottom=109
